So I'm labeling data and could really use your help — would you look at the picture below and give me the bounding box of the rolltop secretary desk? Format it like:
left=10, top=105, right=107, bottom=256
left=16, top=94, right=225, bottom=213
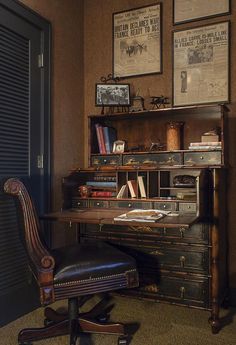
left=61, top=104, right=228, bottom=333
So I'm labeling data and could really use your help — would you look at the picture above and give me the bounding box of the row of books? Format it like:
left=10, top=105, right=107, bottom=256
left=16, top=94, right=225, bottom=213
left=117, top=176, right=146, bottom=199
left=189, top=141, right=221, bottom=150
left=95, top=124, right=117, bottom=154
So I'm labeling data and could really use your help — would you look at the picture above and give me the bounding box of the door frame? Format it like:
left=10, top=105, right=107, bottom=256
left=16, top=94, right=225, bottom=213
left=0, top=0, right=51, bottom=325
left=0, top=0, right=51, bottom=212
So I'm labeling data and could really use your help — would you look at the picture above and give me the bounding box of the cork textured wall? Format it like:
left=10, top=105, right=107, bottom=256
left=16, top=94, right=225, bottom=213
left=18, top=0, right=236, bottom=294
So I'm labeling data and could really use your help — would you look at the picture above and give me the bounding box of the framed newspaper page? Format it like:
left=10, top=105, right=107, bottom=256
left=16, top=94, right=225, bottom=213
left=173, top=21, right=229, bottom=107
left=173, top=0, right=230, bottom=25
left=113, top=3, right=162, bottom=78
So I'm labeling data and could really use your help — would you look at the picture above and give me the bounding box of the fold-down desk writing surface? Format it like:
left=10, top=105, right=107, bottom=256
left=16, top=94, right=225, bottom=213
left=43, top=209, right=199, bottom=228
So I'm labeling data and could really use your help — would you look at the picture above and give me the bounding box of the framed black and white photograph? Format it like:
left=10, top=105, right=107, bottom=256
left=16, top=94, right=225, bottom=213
left=173, top=21, right=229, bottom=107
left=113, top=3, right=162, bottom=78
left=173, top=0, right=230, bottom=25
left=95, top=84, right=130, bottom=106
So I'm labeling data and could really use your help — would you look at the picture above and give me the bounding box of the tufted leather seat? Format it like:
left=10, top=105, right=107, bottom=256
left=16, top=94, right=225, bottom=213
left=53, top=241, right=136, bottom=284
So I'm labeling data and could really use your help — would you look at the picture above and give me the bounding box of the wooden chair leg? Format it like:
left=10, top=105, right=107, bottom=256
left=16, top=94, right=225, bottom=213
left=18, top=319, right=69, bottom=344
left=79, top=317, right=125, bottom=335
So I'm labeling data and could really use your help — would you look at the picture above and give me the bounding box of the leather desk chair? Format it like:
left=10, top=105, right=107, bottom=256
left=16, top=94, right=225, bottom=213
left=4, top=178, right=139, bottom=345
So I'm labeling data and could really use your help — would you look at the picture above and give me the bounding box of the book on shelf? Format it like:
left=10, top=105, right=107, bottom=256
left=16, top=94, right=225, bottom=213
left=114, top=209, right=171, bottom=223
left=86, top=181, right=117, bottom=187
left=95, top=124, right=106, bottom=154
left=138, top=176, right=147, bottom=198
left=189, top=141, right=221, bottom=147
left=188, top=145, right=222, bottom=150
left=94, top=173, right=116, bottom=182
left=91, top=191, right=116, bottom=197
left=116, top=184, right=128, bottom=198
left=103, top=126, right=117, bottom=154
left=127, top=180, right=138, bottom=198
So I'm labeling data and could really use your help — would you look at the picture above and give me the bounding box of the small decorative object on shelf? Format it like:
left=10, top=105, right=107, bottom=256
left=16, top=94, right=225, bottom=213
left=150, top=95, right=170, bottom=109
left=149, top=140, right=165, bottom=151
left=79, top=185, right=92, bottom=198
left=201, top=128, right=220, bottom=143
left=113, top=140, right=126, bottom=153
left=173, top=175, right=196, bottom=188
left=166, top=121, right=183, bottom=151
left=130, top=90, right=145, bottom=112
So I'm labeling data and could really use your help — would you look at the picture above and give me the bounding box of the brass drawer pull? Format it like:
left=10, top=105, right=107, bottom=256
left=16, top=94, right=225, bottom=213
left=143, top=160, right=155, bottom=164
left=180, top=286, right=185, bottom=299
left=179, top=227, right=185, bottom=238
left=93, top=159, right=99, bottom=165
left=77, top=202, right=81, bottom=206
left=128, top=203, right=132, bottom=207
left=150, top=250, right=164, bottom=255
left=180, top=255, right=186, bottom=268
left=200, top=156, right=204, bottom=160
left=96, top=202, right=100, bottom=206
left=129, top=226, right=152, bottom=232
left=103, top=159, right=107, bottom=163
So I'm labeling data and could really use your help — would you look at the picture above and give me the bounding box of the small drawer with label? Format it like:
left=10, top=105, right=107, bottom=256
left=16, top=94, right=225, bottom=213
left=109, top=200, right=153, bottom=209
left=153, top=202, right=177, bottom=211
left=123, top=153, right=182, bottom=166
left=179, top=202, right=197, bottom=213
left=184, top=151, right=222, bottom=166
left=91, top=155, right=121, bottom=166
left=72, top=198, right=88, bottom=209
left=89, top=199, right=109, bottom=208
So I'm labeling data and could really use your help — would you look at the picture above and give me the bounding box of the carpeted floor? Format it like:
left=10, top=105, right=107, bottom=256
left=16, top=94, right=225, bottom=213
left=1, top=295, right=236, bottom=345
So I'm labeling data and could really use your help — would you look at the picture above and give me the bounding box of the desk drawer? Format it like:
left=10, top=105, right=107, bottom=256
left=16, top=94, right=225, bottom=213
left=153, top=201, right=177, bottom=211
left=91, top=155, right=121, bottom=167
left=128, top=245, right=209, bottom=274
left=179, top=202, right=197, bottom=213
left=109, top=200, right=152, bottom=209
left=138, top=275, right=209, bottom=307
left=72, top=198, right=88, bottom=209
left=184, top=151, right=221, bottom=166
left=89, top=199, right=109, bottom=208
left=123, top=153, right=182, bottom=166
left=83, top=223, right=209, bottom=244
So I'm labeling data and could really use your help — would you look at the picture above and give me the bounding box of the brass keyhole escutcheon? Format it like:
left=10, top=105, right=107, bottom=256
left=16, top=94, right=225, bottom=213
left=180, top=255, right=186, bottom=268
left=180, top=286, right=185, bottom=299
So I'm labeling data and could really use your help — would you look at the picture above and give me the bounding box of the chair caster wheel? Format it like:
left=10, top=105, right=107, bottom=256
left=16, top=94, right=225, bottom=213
left=97, top=313, right=110, bottom=323
left=118, top=336, right=129, bottom=345
left=44, top=318, right=54, bottom=326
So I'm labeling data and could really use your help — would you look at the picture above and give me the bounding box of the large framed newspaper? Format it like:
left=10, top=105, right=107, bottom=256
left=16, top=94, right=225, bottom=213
left=173, top=0, right=230, bottom=24
left=173, top=21, right=229, bottom=107
left=113, top=3, right=162, bottom=78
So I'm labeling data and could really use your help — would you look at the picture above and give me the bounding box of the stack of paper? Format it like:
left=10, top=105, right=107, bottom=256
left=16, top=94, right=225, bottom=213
left=114, top=209, right=170, bottom=222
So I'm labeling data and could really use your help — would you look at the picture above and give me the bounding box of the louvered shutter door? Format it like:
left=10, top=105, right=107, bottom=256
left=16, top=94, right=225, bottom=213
left=0, top=25, right=30, bottom=298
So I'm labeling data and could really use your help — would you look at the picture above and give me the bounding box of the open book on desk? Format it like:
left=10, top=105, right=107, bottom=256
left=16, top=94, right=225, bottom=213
left=114, top=209, right=171, bottom=223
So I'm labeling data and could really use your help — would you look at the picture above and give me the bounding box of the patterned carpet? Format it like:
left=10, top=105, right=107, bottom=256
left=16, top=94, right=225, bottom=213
left=1, top=295, right=236, bottom=345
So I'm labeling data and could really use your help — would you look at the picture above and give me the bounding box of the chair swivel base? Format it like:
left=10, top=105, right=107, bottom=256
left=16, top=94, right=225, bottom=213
left=18, top=299, right=129, bottom=345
